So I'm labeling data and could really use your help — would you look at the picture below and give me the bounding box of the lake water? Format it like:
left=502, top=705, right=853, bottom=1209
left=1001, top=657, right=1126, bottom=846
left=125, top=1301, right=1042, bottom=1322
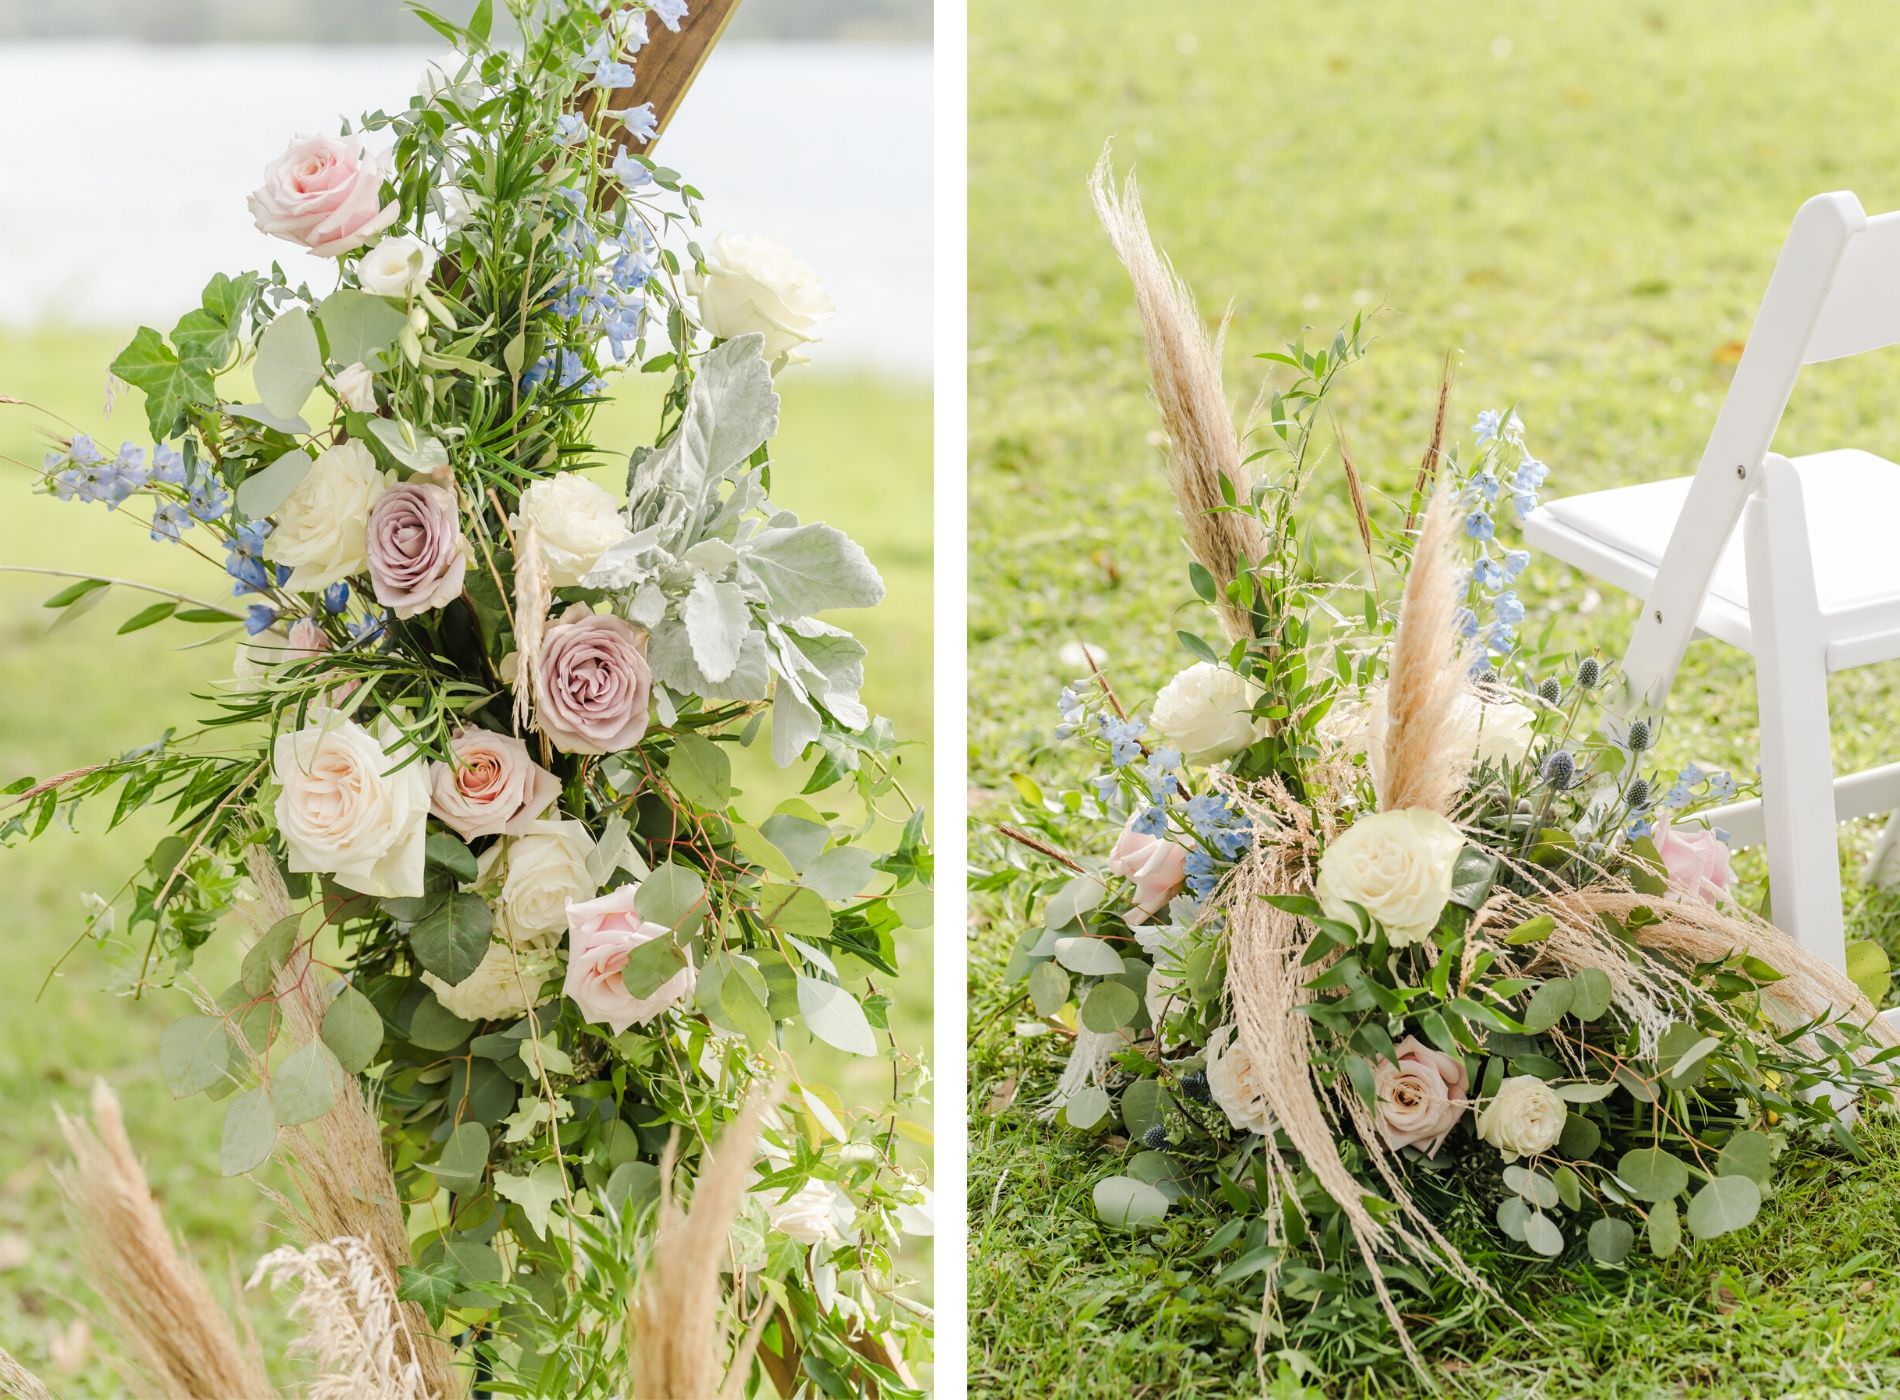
left=0, top=41, right=931, bottom=378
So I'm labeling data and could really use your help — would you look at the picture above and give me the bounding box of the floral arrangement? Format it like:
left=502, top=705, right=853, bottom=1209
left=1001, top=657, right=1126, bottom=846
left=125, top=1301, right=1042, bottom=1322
left=3, top=3, right=929, bottom=1395
left=985, top=157, right=1897, bottom=1374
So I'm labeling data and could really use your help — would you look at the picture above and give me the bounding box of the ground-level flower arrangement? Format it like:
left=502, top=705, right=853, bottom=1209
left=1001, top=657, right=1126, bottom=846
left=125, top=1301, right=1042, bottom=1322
left=0, top=3, right=929, bottom=1395
left=983, top=156, right=1897, bottom=1376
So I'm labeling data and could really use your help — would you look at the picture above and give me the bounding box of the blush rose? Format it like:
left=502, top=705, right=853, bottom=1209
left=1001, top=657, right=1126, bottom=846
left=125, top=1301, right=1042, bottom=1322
left=1650, top=813, right=1735, bottom=906
left=1105, top=818, right=1190, bottom=926
left=429, top=728, right=560, bottom=841
left=1372, top=1036, right=1469, bottom=1156
left=248, top=133, right=399, bottom=257
left=563, top=883, right=695, bottom=1034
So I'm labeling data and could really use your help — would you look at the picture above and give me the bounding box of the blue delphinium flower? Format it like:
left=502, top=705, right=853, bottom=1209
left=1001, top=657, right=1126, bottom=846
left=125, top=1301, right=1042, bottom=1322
left=1472, top=408, right=1524, bottom=445
left=1098, top=714, right=1144, bottom=768
left=1130, top=804, right=1168, bottom=838
left=1485, top=622, right=1516, bottom=655
left=322, top=581, right=350, bottom=615
left=1465, top=510, right=1494, bottom=542
left=349, top=611, right=388, bottom=646
left=617, top=103, right=660, bottom=145
left=245, top=604, right=279, bottom=635
left=67, top=433, right=103, bottom=466
left=150, top=501, right=191, bottom=543
left=151, top=443, right=187, bottom=486
left=553, top=112, right=586, bottom=145
left=611, top=144, right=654, bottom=187
left=1512, top=489, right=1538, bottom=520
left=1502, top=548, right=1530, bottom=581
left=1183, top=792, right=1232, bottom=839
left=651, top=0, right=689, bottom=31
left=1627, top=815, right=1655, bottom=840
left=1454, top=607, right=1479, bottom=640
left=187, top=475, right=231, bottom=524
left=594, top=58, right=634, bottom=89
left=226, top=550, right=272, bottom=595
left=1514, top=457, right=1549, bottom=491
left=1708, top=771, right=1736, bottom=800
left=1184, top=848, right=1219, bottom=899
left=1472, top=556, right=1502, bottom=590
left=1091, top=773, right=1119, bottom=806
left=1494, top=590, right=1526, bottom=626
left=1469, top=471, right=1500, bottom=503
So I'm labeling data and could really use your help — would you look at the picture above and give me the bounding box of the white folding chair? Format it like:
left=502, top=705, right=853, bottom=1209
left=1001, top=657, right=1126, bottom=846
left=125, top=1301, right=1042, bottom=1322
left=1525, top=191, right=1900, bottom=983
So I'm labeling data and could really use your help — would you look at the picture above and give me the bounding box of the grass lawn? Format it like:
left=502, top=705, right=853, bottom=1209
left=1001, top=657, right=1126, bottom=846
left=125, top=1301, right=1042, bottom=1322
left=0, top=329, right=931, bottom=1394
left=968, top=1, right=1900, bottom=1394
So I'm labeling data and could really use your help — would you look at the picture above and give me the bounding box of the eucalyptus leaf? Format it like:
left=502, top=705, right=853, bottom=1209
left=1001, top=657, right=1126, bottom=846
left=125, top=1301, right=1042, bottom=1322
left=796, top=976, right=876, bottom=1056
left=321, top=985, right=384, bottom=1073
left=1686, top=1175, right=1761, bottom=1240
left=161, top=1015, right=232, bottom=1099
left=270, top=1040, right=341, bottom=1126
left=220, top=1088, right=277, bottom=1176
left=1053, top=936, right=1124, bottom=977
left=235, top=449, right=314, bottom=521
left=1093, top=1175, right=1170, bottom=1230
left=254, top=308, right=323, bottom=418
left=409, top=895, right=492, bottom=986
left=1080, top=981, right=1140, bottom=1034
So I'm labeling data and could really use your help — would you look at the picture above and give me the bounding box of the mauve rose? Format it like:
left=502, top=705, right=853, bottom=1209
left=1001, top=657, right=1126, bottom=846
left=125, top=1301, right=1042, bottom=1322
left=248, top=133, right=399, bottom=257
left=1372, top=1036, right=1469, bottom=1156
left=563, top=883, right=694, bottom=1034
left=366, top=481, right=469, bottom=619
left=536, top=605, right=652, bottom=755
left=430, top=728, right=560, bottom=841
left=1650, top=813, right=1735, bottom=906
left=1105, top=819, right=1190, bottom=926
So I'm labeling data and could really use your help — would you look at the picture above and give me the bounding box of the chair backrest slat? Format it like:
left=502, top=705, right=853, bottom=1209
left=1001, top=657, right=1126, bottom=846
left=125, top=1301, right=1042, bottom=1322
left=1805, top=211, right=1900, bottom=363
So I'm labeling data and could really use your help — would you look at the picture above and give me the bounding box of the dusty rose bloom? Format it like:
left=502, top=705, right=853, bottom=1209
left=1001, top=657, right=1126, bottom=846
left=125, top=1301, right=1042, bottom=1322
left=563, top=883, right=694, bottom=1034
left=1373, top=1036, right=1470, bottom=1156
left=1650, top=814, right=1734, bottom=906
left=366, top=481, right=469, bottom=618
left=248, top=133, right=398, bottom=257
left=284, top=617, right=332, bottom=662
left=430, top=728, right=561, bottom=841
left=1105, top=819, right=1190, bottom=926
left=535, top=605, right=653, bottom=755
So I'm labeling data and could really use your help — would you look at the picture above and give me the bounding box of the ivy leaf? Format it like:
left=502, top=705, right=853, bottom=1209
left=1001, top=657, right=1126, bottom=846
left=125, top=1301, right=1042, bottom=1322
left=397, top=1262, right=460, bottom=1327
left=495, top=1161, right=567, bottom=1239
left=110, top=326, right=216, bottom=438
left=409, top=894, right=492, bottom=986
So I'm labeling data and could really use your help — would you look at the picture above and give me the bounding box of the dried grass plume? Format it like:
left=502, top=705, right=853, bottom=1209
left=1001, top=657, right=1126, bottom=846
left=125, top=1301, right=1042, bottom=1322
left=249, top=1236, right=428, bottom=1400
left=1091, top=151, right=1268, bottom=644
left=53, top=1079, right=274, bottom=1400
left=628, top=1085, right=778, bottom=1400
left=1377, top=485, right=1473, bottom=815
left=0, top=1347, right=52, bottom=1400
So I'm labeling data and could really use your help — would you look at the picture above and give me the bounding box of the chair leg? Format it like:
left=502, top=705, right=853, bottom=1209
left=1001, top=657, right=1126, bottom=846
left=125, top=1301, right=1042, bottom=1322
left=1863, top=810, right=1900, bottom=889
left=1745, top=467, right=1847, bottom=972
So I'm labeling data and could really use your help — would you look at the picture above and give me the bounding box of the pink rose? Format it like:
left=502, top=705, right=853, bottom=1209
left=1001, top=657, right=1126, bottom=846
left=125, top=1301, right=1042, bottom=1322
left=536, top=606, right=653, bottom=755
left=284, top=617, right=331, bottom=661
left=429, top=728, right=560, bottom=841
left=1373, top=1036, right=1469, bottom=1156
left=248, top=133, right=399, bottom=257
left=1106, top=819, right=1190, bottom=926
left=563, top=883, right=695, bottom=1034
left=366, top=481, right=469, bottom=618
left=1651, top=813, right=1734, bottom=906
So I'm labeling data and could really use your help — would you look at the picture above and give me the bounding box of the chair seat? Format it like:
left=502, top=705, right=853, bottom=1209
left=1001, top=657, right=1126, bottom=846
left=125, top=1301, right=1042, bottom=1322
left=1524, top=448, right=1900, bottom=670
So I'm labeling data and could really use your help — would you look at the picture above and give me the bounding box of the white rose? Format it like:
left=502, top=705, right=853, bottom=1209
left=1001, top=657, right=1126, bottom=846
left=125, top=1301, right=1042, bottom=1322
left=1204, top=1024, right=1273, bottom=1136
left=1151, top=662, right=1263, bottom=766
left=1315, top=808, right=1464, bottom=946
left=273, top=708, right=429, bottom=898
left=1359, top=685, right=1536, bottom=790
left=264, top=440, right=393, bottom=592
left=356, top=234, right=437, bottom=299
left=765, top=1178, right=853, bottom=1246
left=422, top=940, right=559, bottom=1022
left=1475, top=1075, right=1565, bottom=1161
left=690, top=233, right=835, bottom=367
left=477, top=818, right=597, bottom=949
left=514, top=473, right=635, bottom=587
left=330, top=362, right=378, bottom=413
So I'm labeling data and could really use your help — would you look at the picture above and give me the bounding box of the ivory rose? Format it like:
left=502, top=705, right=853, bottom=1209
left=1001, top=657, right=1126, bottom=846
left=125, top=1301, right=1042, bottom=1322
left=272, top=708, right=429, bottom=898
left=422, top=940, right=558, bottom=1022
left=563, top=882, right=695, bottom=1033
left=356, top=234, right=436, bottom=298
left=1204, top=1024, right=1273, bottom=1136
left=536, top=605, right=653, bottom=755
left=264, top=440, right=392, bottom=592
left=1476, top=1075, right=1566, bottom=1161
left=1373, top=1036, right=1469, bottom=1156
left=248, top=133, right=398, bottom=257
left=1105, top=818, right=1190, bottom=926
left=690, top=233, right=835, bottom=366
left=330, top=363, right=378, bottom=412
left=480, top=818, right=597, bottom=949
left=766, top=1179, right=853, bottom=1246
left=1151, top=662, right=1262, bottom=766
left=1315, top=808, right=1464, bottom=946
left=514, top=473, right=635, bottom=586
left=366, top=481, right=470, bottom=618
left=1651, top=814, right=1734, bottom=906
left=430, top=728, right=560, bottom=841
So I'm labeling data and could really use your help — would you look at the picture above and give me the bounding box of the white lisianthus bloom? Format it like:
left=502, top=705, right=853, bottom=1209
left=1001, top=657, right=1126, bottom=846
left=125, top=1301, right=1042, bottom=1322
left=1357, top=685, right=1537, bottom=789
left=422, top=940, right=559, bottom=1022
left=356, top=234, right=437, bottom=298
left=1475, top=1075, right=1566, bottom=1161
left=264, top=440, right=393, bottom=592
left=476, top=818, right=597, bottom=949
left=330, top=362, right=378, bottom=413
left=1471, top=698, right=1537, bottom=769
left=1151, top=662, right=1263, bottom=766
left=1315, top=808, right=1464, bottom=946
left=273, top=708, right=430, bottom=898
left=514, top=473, right=636, bottom=587
left=1204, top=1024, right=1273, bottom=1136
left=765, top=1178, right=853, bottom=1246
left=689, top=233, right=835, bottom=367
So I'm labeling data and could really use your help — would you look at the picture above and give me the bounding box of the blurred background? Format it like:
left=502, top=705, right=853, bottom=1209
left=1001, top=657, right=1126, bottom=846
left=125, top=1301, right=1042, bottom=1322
left=0, top=1, right=930, bottom=1390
